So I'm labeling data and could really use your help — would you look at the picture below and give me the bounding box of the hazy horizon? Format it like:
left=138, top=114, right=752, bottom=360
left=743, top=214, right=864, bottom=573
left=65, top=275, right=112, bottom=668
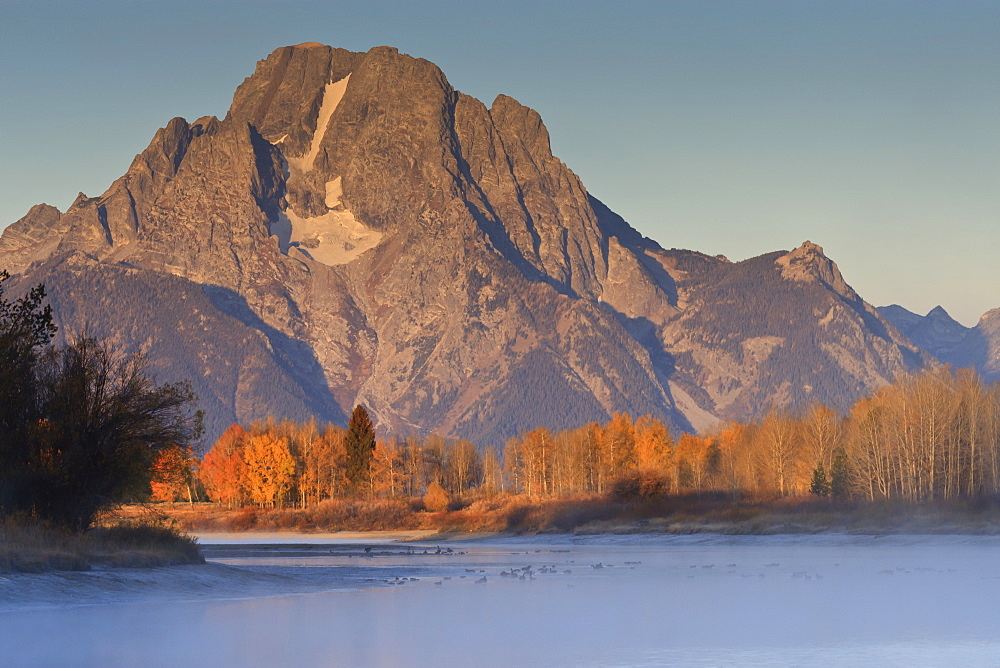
left=1, top=0, right=997, bottom=325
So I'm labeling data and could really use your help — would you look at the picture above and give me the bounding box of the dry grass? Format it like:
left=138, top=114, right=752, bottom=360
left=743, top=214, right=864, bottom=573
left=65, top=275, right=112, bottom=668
left=152, top=500, right=426, bottom=532
left=0, top=517, right=203, bottom=574
left=135, top=494, right=1000, bottom=538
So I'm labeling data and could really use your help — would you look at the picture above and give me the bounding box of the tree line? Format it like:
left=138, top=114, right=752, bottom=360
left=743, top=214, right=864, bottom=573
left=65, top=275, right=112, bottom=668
left=187, top=365, right=1000, bottom=508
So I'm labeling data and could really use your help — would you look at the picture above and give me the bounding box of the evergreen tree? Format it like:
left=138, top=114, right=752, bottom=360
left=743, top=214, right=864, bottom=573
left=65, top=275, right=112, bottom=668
left=830, top=447, right=850, bottom=498
left=345, top=404, right=376, bottom=494
left=810, top=461, right=831, bottom=496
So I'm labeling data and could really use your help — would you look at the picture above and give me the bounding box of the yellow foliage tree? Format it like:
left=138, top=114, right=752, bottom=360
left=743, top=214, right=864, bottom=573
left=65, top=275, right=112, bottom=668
left=634, top=415, right=674, bottom=474
left=243, top=433, right=296, bottom=507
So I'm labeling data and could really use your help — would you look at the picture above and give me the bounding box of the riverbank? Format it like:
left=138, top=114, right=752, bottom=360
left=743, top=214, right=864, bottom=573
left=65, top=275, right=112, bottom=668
left=0, top=520, right=203, bottom=574
left=136, top=494, right=1000, bottom=538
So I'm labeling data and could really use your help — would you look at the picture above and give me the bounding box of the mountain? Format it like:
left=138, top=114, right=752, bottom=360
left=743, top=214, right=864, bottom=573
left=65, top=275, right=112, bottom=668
left=879, top=305, right=1000, bottom=382
left=0, top=43, right=931, bottom=445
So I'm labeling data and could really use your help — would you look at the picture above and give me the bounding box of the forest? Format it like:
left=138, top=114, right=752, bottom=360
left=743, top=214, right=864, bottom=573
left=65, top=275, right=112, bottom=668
left=163, top=365, right=1000, bottom=515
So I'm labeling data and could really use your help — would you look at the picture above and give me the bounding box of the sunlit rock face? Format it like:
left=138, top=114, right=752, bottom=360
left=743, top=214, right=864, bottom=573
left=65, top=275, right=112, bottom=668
left=0, top=44, right=931, bottom=444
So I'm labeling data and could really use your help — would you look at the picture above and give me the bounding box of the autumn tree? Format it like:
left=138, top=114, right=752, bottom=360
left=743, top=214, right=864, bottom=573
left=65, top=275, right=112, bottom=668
left=345, top=404, right=376, bottom=495
left=480, top=446, right=504, bottom=497
left=421, top=433, right=447, bottom=488
left=400, top=436, right=425, bottom=497
left=200, top=424, right=249, bottom=507
left=243, top=433, right=296, bottom=507
left=600, top=413, right=637, bottom=488
left=634, top=415, right=674, bottom=479
left=371, top=437, right=404, bottom=498
left=714, top=422, right=750, bottom=498
left=754, top=409, right=799, bottom=495
left=150, top=444, right=196, bottom=503
left=445, top=439, right=482, bottom=496
left=676, top=434, right=711, bottom=490
left=302, top=425, right=347, bottom=504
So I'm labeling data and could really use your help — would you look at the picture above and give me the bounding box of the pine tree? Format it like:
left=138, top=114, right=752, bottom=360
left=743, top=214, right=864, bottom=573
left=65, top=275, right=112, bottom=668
left=830, top=447, right=850, bottom=498
left=810, top=461, right=831, bottom=496
left=345, top=404, right=376, bottom=494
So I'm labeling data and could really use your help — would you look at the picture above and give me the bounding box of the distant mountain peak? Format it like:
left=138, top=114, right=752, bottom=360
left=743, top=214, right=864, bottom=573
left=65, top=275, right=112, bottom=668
left=926, top=305, right=954, bottom=320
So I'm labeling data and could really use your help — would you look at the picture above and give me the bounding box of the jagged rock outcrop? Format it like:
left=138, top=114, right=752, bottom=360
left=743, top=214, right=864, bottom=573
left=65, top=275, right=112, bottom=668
left=0, top=43, right=933, bottom=444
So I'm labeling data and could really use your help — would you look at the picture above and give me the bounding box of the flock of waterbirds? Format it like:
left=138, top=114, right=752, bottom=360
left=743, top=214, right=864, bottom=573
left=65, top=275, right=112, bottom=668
left=352, top=545, right=640, bottom=587
left=349, top=545, right=962, bottom=589
left=202, top=542, right=965, bottom=592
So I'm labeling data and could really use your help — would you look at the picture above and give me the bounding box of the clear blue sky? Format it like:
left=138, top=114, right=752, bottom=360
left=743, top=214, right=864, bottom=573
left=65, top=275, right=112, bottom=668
left=2, top=0, right=997, bottom=325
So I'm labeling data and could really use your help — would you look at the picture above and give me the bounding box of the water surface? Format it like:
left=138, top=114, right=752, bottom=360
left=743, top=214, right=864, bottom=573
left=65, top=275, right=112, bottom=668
left=4, top=534, right=1000, bottom=666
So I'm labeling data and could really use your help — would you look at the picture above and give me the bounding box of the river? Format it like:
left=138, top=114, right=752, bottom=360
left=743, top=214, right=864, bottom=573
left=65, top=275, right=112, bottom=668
left=3, top=533, right=1000, bottom=666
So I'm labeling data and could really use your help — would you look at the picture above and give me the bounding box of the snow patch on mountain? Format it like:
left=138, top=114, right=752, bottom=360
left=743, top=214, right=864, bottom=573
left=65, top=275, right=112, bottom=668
left=287, top=74, right=350, bottom=173
left=276, top=204, right=381, bottom=267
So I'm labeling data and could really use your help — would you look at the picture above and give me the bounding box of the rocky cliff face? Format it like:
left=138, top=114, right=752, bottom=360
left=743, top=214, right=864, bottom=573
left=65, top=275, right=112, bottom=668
left=0, top=43, right=933, bottom=444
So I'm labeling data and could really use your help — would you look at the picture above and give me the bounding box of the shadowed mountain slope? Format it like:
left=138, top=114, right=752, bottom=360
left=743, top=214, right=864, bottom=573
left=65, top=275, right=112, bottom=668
left=880, top=305, right=1000, bottom=383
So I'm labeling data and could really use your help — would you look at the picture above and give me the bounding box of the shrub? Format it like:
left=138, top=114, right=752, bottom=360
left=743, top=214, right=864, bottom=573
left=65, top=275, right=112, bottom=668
left=608, top=472, right=669, bottom=501
left=423, top=481, right=451, bottom=513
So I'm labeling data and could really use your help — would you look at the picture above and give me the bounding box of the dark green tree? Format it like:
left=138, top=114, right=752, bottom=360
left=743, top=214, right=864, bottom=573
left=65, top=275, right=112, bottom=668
left=809, top=461, right=831, bottom=496
left=830, top=447, right=851, bottom=498
left=344, top=404, right=376, bottom=494
left=0, top=271, right=57, bottom=513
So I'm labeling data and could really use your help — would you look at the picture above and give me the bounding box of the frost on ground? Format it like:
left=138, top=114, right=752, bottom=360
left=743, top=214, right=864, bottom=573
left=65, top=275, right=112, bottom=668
left=4, top=534, right=1000, bottom=666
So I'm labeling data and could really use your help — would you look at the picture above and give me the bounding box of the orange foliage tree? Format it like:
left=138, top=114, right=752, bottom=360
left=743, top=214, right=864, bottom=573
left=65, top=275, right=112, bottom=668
left=200, top=424, right=248, bottom=507
left=634, top=415, right=674, bottom=486
left=243, top=433, right=296, bottom=507
left=150, top=444, right=195, bottom=503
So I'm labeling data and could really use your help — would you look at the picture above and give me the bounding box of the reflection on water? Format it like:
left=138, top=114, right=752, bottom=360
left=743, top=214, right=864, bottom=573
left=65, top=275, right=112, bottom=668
left=4, top=535, right=1000, bottom=666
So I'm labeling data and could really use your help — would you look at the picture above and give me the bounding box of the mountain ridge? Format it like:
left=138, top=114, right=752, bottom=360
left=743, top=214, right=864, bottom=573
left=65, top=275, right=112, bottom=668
left=1, top=43, right=937, bottom=444
left=879, top=304, right=1000, bottom=383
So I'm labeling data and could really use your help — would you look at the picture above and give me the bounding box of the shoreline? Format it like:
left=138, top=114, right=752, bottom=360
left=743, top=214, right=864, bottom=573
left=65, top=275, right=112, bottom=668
left=142, top=495, right=1000, bottom=538
left=190, top=529, right=439, bottom=544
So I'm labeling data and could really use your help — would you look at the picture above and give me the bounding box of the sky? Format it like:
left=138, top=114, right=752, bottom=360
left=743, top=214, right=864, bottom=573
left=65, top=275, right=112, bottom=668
left=1, top=0, right=997, bottom=325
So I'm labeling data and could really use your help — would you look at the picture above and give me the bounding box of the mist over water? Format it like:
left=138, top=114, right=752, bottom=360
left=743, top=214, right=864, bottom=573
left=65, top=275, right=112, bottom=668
left=4, top=535, right=1000, bottom=666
